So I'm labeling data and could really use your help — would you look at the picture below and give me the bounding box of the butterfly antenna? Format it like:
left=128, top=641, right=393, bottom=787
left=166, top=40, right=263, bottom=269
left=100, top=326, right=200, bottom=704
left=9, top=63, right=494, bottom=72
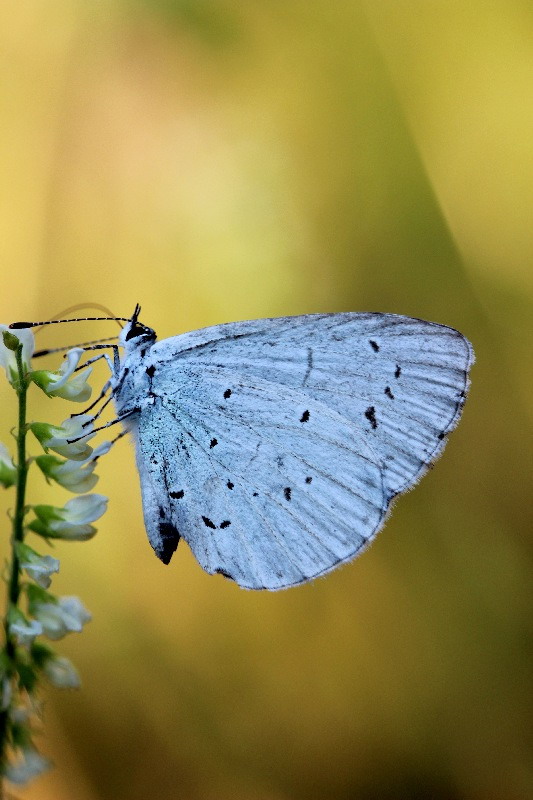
left=10, top=315, right=131, bottom=330
left=33, top=335, right=119, bottom=359
left=34, top=303, right=124, bottom=332
left=10, top=303, right=153, bottom=335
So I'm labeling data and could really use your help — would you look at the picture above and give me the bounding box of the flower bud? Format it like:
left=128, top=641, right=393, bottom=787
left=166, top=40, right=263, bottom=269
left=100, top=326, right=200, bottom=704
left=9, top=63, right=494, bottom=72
left=2, top=330, right=20, bottom=351
left=31, top=640, right=81, bottom=687
left=42, top=655, right=81, bottom=689
left=15, top=542, right=60, bottom=589
left=28, top=593, right=91, bottom=641
left=7, top=606, right=43, bottom=647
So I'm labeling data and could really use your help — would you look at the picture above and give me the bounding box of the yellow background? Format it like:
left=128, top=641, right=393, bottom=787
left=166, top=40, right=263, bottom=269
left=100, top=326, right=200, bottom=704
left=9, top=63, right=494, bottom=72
left=1, top=2, right=532, bottom=798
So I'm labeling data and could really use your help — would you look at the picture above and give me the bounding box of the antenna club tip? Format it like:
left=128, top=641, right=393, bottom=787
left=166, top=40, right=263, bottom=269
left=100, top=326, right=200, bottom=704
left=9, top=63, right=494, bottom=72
left=9, top=322, right=33, bottom=329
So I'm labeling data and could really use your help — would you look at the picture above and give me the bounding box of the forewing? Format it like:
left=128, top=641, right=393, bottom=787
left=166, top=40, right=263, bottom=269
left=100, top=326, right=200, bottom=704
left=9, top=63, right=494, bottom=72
left=151, top=313, right=474, bottom=498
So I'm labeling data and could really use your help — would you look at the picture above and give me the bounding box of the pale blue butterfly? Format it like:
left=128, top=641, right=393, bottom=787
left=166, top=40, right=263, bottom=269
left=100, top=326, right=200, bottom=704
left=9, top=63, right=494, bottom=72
left=13, top=307, right=474, bottom=590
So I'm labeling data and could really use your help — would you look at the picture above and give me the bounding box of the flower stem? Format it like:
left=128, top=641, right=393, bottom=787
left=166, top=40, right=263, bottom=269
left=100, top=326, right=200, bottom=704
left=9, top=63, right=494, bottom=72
left=0, top=343, right=30, bottom=789
left=9, top=345, right=29, bottom=608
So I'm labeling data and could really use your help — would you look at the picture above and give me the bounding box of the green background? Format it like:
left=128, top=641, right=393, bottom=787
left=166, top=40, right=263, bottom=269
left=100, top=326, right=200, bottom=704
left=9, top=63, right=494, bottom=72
left=0, top=2, right=531, bottom=798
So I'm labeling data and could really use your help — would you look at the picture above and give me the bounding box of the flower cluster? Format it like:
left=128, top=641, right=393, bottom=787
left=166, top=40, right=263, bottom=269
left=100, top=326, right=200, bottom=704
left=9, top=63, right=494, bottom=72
left=0, top=325, right=109, bottom=785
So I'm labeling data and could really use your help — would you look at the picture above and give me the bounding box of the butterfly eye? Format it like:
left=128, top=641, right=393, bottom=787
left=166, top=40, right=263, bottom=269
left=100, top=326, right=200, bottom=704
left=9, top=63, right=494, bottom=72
left=125, top=323, right=154, bottom=341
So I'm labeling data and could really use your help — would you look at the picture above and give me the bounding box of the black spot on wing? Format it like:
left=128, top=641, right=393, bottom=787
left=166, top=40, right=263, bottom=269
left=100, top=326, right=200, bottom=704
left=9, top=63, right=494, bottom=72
left=300, top=409, right=310, bottom=423
left=364, top=406, right=378, bottom=429
left=226, top=481, right=234, bottom=490
left=220, top=520, right=231, bottom=529
left=209, top=438, right=218, bottom=448
left=437, top=432, right=445, bottom=440
left=170, top=490, right=184, bottom=499
left=305, top=476, right=312, bottom=484
left=395, top=364, right=402, bottom=379
left=223, top=389, right=232, bottom=399
left=284, top=487, right=292, bottom=501
left=252, top=492, right=259, bottom=497
left=384, top=386, right=394, bottom=399
left=146, top=365, right=156, bottom=378
left=202, top=516, right=217, bottom=529
left=369, top=340, right=379, bottom=352
left=157, top=522, right=181, bottom=565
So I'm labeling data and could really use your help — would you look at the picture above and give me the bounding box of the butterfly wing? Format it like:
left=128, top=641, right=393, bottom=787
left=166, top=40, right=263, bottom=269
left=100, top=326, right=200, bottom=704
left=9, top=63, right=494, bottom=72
left=134, top=313, right=473, bottom=589
left=135, top=383, right=386, bottom=589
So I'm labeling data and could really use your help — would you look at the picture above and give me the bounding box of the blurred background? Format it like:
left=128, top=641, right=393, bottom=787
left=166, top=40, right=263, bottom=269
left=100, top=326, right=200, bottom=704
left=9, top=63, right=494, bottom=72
left=0, top=1, right=532, bottom=798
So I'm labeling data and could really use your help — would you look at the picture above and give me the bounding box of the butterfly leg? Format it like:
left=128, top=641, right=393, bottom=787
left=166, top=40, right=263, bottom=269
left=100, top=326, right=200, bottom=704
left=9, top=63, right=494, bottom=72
left=73, top=353, right=113, bottom=373
left=78, top=393, right=115, bottom=429
left=75, top=344, right=120, bottom=373
left=70, top=345, right=121, bottom=419
left=66, top=408, right=139, bottom=444
left=70, top=381, right=111, bottom=418
left=110, top=429, right=128, bottom=446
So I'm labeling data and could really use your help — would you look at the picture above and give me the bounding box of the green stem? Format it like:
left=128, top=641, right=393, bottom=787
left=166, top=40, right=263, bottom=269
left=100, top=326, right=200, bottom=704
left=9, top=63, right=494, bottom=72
left=0, top=344, right=30, bottom=787
left=8, top=346, right=29, bottom=610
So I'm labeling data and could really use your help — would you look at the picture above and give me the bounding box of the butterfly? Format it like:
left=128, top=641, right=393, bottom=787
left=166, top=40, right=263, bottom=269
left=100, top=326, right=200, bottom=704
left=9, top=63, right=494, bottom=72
left=103, top=306, right=474, bottom=590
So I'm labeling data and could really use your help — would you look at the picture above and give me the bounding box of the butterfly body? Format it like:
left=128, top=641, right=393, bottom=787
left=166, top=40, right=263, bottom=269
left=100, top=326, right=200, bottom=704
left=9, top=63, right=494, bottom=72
left=111, top=312, right=474, bottom=590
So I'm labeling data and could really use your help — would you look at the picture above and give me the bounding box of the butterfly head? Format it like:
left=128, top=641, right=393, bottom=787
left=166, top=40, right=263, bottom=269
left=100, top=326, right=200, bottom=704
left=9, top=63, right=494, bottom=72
left=119, top=304, right=156, bottom=351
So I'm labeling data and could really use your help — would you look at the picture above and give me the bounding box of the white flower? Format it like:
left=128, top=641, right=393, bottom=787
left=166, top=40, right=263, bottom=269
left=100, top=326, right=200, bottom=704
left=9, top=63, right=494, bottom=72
left=48, top=441, right=111, bottom=493
left=59, top=494, right=108, bottom=524
left=31, top=416, right=95, bottom=460
left=0, top=325, right=34, bottom=384
left=36, top=455, right=99, bottom=494
left=0, top=441, right=17, bottom=488
left=30, top=493, right=108, bottom=541
left=8, top=615, right=43, bottom=647
left=88, top=440, right=113, bottom=460
left=42, top=655, right=80, bottom=689
left=16, top=543, right=60, bottom=589
left=3, top=746, right=51, bottom=784
left=31, top=348, right=93, bottom=402
left=31, top=596, right=91, bottom=641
